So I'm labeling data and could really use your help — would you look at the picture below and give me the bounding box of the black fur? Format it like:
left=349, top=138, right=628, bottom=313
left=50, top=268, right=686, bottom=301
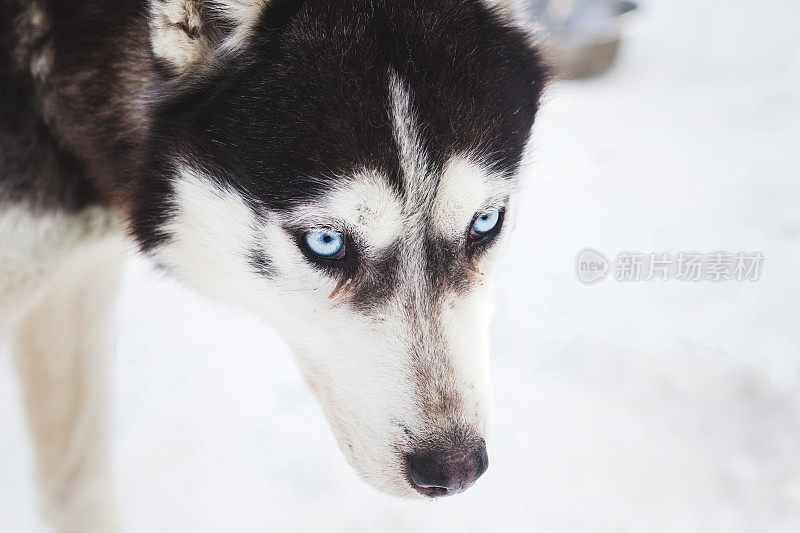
left=0, top=1, right=100, bottom=211
left=135, top=0, right=547, bottom=247
left=1, top=0, right=547, bottom=271
left=1, top=0, right=152, bottom=211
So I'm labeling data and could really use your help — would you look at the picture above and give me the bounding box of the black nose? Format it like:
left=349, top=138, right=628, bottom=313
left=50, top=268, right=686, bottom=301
left=406, top=440, right=488, bottom=497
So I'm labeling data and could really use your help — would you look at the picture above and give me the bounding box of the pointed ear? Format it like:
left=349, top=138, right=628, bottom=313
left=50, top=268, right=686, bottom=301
left=148, top=0, right=268, bottom=74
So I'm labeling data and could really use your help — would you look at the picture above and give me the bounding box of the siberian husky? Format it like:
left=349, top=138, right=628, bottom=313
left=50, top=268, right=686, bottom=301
left=0, top=0, right=547, bottom=529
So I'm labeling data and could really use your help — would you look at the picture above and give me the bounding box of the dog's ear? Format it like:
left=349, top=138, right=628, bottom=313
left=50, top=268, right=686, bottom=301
left=148, top=0, right=268, bottom=74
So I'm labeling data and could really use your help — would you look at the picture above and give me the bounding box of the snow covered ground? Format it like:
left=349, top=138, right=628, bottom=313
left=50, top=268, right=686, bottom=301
left=2, top=0, right=799, bottom=531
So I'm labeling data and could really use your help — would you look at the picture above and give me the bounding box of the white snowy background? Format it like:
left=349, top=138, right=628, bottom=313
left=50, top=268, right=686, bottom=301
left=2, top=0, right=799, bottom=531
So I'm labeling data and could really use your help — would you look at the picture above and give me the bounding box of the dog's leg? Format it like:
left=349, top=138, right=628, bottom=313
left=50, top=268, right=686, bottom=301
left=12, top=235, right=125, bottom=533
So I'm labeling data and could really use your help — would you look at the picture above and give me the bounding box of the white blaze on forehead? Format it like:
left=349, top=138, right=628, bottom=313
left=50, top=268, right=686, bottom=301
left=388, top=71, right=435, bottom=213
left=288, top=170, right=405, bottom=253
left=432, top=156, right=517, bottom=239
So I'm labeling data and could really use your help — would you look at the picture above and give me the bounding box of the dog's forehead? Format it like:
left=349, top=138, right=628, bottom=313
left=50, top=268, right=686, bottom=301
left=322, top=163, right=511, bottom=238
left=152, top=0, right=545, bottom=227
left=285, top=74, right=516, bottom=251
left=291, top=161, right=508, bottom=244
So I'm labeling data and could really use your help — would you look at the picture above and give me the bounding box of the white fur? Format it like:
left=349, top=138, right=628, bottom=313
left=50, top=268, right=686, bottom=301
left=12, top=234, right=125, bottom=533
left=153, top=166, right=273, bottom=309
left=149, top=0, right=212, bottom=71
left=0, top=204, right=119, bottom=323
left=432, top=155, right=518, bottom=239
left=388, top=71, right=434, bottom=213
left=0, top=202, right=124, bottom=531
left=285, top=169, right=406, bottom=253
left=149, top=0, right=268, bottom=72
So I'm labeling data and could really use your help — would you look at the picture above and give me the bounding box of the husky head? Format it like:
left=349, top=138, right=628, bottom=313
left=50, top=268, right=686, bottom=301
left=134, top=0, right=547, bottom=497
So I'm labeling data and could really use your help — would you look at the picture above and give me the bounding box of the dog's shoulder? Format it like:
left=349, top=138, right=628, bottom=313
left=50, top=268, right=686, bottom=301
left=0, top=203, right=121, bottom=323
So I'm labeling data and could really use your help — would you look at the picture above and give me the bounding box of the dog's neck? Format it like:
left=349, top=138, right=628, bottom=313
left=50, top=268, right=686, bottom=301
left=17, top=1, right=153, bottom=211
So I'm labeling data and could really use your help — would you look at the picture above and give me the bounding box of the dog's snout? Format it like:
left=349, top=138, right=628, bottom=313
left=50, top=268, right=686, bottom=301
left=406, top=440, right=488, bottom=497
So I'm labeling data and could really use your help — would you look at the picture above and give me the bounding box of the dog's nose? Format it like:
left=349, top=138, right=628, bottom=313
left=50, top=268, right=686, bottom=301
left=406, top=440, right=488, bottom=497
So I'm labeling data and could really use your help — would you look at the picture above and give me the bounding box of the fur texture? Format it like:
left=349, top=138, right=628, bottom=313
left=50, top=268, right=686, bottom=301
left=1, top=0, right=547, bottom=527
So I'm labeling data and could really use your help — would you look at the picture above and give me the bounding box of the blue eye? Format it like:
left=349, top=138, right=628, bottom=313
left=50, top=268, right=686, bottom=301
left=471, top=209, right=500, bottom=237
left=304, top=231, right=345, bottom=258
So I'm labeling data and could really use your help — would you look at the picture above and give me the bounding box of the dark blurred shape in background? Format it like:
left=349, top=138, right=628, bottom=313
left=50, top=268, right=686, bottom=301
left=524, top=0, right=638, bottom=79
